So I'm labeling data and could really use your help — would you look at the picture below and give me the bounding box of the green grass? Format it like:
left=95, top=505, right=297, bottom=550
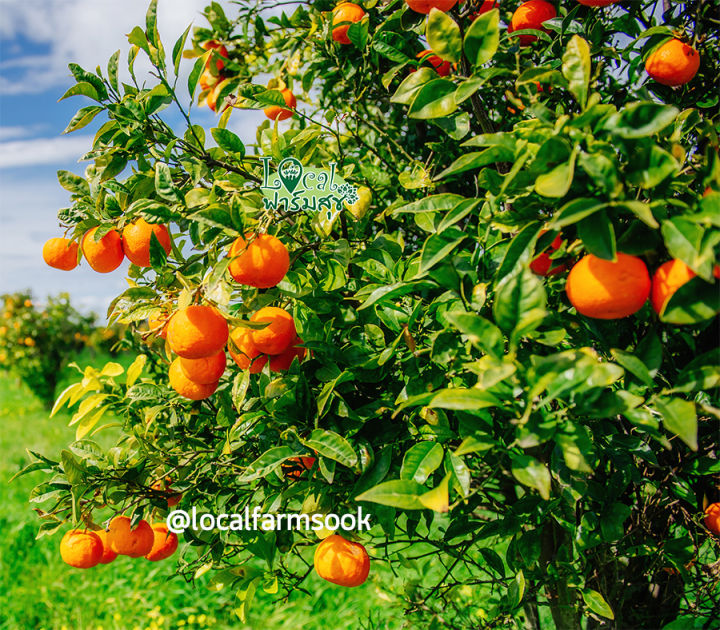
left=0, top=352, right=407, bottom=630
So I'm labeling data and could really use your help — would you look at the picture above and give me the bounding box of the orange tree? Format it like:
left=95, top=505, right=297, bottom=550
left=19, top=0, right=720, bottom=627
left=0, top=291, right=97, bottom=404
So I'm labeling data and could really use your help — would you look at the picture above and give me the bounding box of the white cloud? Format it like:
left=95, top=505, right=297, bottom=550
left=0, top=124, right=47, bottom=141
left=0, top=0, right=210, bottom=96
left=0, top=135, right=94, bottom=169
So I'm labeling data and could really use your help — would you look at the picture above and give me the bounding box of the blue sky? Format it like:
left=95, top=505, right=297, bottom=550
left=0, top=0, right=267, bottom=318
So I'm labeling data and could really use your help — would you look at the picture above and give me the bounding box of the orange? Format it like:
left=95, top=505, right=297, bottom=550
left=416, top=49, right=453, bottom=77
left=577, top=0, right=618, bottom=5
left=703, top=187, right=714, bottom=197
left=43, top=237, right=79, bottom=271
left=206, top=82, right=226, bottom=113
left=509, top=0, right=556, bottom=45
left=645, top=39, right=700, bottom=87
left=199, top=67, right=221, bottom=92
left=152, top=477, right=182, bottom=508
left=314, top=534, right=370, bottom=587
left=405, top=0, right=457, bottom=14
left=283, top=456, right=316, bottom=480
left=203, top=40, right=229, bottom=72
left=169, top=358, right=219, bottom=400
left=167, top=305, right=229, bottom=359
left=269, top=337, right=307, bottom=372
left=144, top=523, right=179, bottom=562
left=148, top=311, right=169, bottom=339
left=250, top=307, right=296, bottom=355
left=469, top=0, right=497, bottom=19
left=228, top=233, right=290, bottom=288
left=95, top=529, right=118, bottom=564
left=121, top=219, right=171, bottom=267
left=179, top=350, right=226, bottom=384
left=332, top=3, right=366, bottom=45
left=705, top=503, right=720, bottom=536
left=82, top=227, right=124, bottom=273
left=650, top=259, right=696, bottom=315
left=530, top=232, right=566, bottom=276
left=566, top=253, right=651, bottom=319
left=264, top=88, right=297, bottom=121
left=229, top=327, right=268, bottom=373
left=107, top=515, right=154, bottom=557
left=60, top=530, right=103, bottom=569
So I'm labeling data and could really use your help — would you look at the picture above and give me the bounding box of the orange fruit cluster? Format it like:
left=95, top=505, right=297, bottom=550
left=529, top=231, right=566, bottom=276
left=229, top=307, right=306, bottom=374
left=314, top=534, right=370, bottom=587
left=332, top=3, right=366, bottom=45
left=59, top=516, right=178, bottom=569
left=166, top=304, right=229, bottom=400
left=43, top=220, right=171, bottom=274
left=264, top=88, right=297, bottom=121
left=151, top=477, right=183, bottom=508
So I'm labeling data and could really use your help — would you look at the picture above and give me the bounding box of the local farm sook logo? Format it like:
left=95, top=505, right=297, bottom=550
left=260, top=156, right=359, bottom=219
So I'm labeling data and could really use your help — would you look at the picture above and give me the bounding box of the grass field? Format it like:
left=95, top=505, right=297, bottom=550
left=0, top=350, right=406, bottom=630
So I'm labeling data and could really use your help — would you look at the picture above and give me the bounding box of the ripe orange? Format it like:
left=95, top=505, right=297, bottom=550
left=167, top=305, right=229, bottom=359
left=314, top=534, right=370, bottom=587
left=179, top=350, right=226, bottom=384
left=148, top=311, right=169, bottom=339
left=332, top=3, right=366, bottom=45
left=566, top=253, right=651, bottom=319
left=82, top=227, right=124, bottom=273
left=145, top=523, right=179, bottom=562
left=228, top=233, right=290, bottom=288
left=60, top=530, right=103, bottom=569
left=169, top=358, right=219, bottom=400
left=269, top=337, right=306, bottom=372
left=43, top=237, right=79, bottom=271
left=199, top=67, right=221, bottom=92
left=509, top=0, right=557, bottom=45
left=203, top=40, right=229, bottom=72
left=206, top=82, right=225, bottom=113
left=95, top=529, right=118, bottom=564
left=577, top=0, right=618, bottom=5
left=405, top=0, right=458, bottom=14
left=650, top=259, right=696, bottom=315
left=264, top=88, right=297, bottom=121
left=250, top=307, right=296, bottom=355
left=530, top=232, right=565, bottom=276
left=283, top=456, right=316, bottom=480
left=122, top=219, right=171, bottom=267
left=152, top=477, right=182, bottom=508
left=645, top=39, right=700, bottom=87
left=705, top=503, right=720, bottom=536
left=416, top=49, right=452, bottom=77
left=107, top=516, right=154, bottom=557
left=229, top=327, right=268, bottom=373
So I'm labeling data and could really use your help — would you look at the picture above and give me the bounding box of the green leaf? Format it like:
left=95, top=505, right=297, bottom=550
left=408, top=79, right=458, bottom=120
left=60, top=449, right=86, bottom=485
left=551, top=198, right=606, bottom=228
left=301, top=429, right=358, bottom=468
left=107, top=50, right=120, bottom=92
left=493, top=268, right=547, bottom=337
left=605, top=102, right=679, bottom=138
left=661, top=277, right=720, bottom=324
left=612, top=201, right=658, bottom=229
left=446, top=311, right=504, bottom=359
left=63, top=106, right=103, bottom=134
left=127, top=25, right=150, bottom=54
left=76, top=407, right=107, bottom=440
left=239, top=447, right=299, bottom=481
left=654, top=397, right=697, bottom=450
left=355, top=479, right=426, bottom=510
left=562, top=35, right=591, bottom=109
left=418, top=227, right=466, bottom=274
left=173, top=25, right=192, bottom=77
left=463, top=8, right=499, bottom=67
left=426, top=8, right=462, bottom=63
left=390, top=68, right=435, bottom=105
left=155, top=161, right=180, bottom=202
left=582, top=589, right=614, bottom=620
left=347, top=19, right=369, bottom=50
left=59, top=82, right=100, bottom=102
left=211, top=128, right=245, bottom=156
left=428, top=388, right=500, bottom=411
left=401, top=442, right=444, bottom=484
left=510, top=454, right=551, bottom=500
left=577, top=211, right=616, bottom=260
left=419, top=474, right=450, bottom=512
left=50, top=382, right=84, bottom=417
left=125, top=354, right=147, bottom=388
left=535, top=150, right=577, bottom=198
left=436, top=146, right=513, bottom=179
left=57, top=170, right=90, bottom=195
